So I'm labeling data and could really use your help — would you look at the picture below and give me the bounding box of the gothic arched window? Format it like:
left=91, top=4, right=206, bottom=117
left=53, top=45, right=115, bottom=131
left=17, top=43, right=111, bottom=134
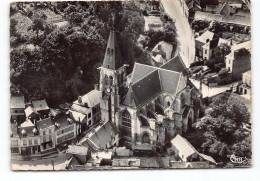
left=142, top=132, right=150, bottom=144
left=122, top=110, right=131, bottom=137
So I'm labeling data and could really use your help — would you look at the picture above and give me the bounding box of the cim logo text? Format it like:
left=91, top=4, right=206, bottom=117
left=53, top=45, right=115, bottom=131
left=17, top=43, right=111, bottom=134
left=227, top=154, right=246, bottom=164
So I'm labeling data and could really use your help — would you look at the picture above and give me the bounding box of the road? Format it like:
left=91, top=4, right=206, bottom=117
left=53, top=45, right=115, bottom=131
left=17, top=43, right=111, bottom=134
left=161, top=0, right=195, bottom=67
left=11, top=152, right=67, bottom=171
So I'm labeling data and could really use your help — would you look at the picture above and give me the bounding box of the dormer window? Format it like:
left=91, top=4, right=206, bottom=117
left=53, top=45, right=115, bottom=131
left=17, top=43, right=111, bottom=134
left=107, top=48, right=110, bottom=54
left=110, top=49, right=113, bottom=55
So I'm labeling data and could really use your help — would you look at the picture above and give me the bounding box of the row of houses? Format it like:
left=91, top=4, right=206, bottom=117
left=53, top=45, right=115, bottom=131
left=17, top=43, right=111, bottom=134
left=10, top=89, right=104, bottom=157
left=63, top=133, right=216, bottom=169
left=181, top=0, right=250, bottom=21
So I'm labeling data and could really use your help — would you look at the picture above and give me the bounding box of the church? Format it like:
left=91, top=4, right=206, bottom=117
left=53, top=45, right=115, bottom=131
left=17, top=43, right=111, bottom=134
left=96, top=30, right=203, bottom=150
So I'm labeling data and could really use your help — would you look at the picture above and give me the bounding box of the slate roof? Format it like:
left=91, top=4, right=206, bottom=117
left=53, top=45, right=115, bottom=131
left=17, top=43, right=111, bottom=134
left=32, top=100, right=49, bottom=112
left=79, top=121, right=119, bottom=151
left=10, top=96, right=25, bottom=109
left=73, top=89, right=101, bottom=107
left=131, top=63, right=157, bottom=84
left=36, top=117, right=54, bottom=130
left=194, top=11, right=250, bottom=26
left=131, top=70, right=162, bottom=107
left=17, top=126, right=37, bottom=137
left=123, top=61, right=186, bottom=108
left=102, top=30, right=123, bottom=70
left=67, top=145, right=89, bottom=155
left=160, top=55, right=188, bottom=75
left=54, top=114, right=74, bottom=130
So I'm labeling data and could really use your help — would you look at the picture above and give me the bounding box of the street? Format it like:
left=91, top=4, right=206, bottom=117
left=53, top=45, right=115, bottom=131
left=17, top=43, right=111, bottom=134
left=11, top=152, right=67, bottom=171
left=161, top=0, right=195, bottom=67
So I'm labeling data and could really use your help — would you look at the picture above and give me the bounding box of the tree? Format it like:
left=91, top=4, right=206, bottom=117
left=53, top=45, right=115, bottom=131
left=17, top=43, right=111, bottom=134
left=212, top=43, right=231, bottom=63
left=193, top=92, right=251, bottom=164
left=28, top=12, right=53, bottom=41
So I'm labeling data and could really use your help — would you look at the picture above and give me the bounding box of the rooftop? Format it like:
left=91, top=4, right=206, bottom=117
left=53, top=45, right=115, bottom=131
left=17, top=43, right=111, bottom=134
left=171, top=134, right=197, bottom=159
left=32, top=99, right=49, bottom=112
left=10, top=96, right=25, bottom=109
left=24, top=106, right=39, bottom=118
left=67, top=145, right=89, bottom=155
left=54, top=114, right=74, bottom=130
left=79, top=121, right=119, bottom=151
left=36, top=117, right=54, bottom=130
left=17, top=126, right=37, bottom=137
left=73, top=89, right=101, bottom=108
left=195, top=30, right=217, bottom=44
left=194, top=11, right=250, bottom=26
left=123, top=58, right=187, bottom=108
left=152, top=41, right=174, bottom=61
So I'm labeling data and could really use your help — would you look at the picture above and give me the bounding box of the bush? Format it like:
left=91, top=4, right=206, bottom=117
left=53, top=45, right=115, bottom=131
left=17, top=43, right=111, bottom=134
left=218, top=68, right=229, bottom=76
left=190, top=61, right=204, bottom=68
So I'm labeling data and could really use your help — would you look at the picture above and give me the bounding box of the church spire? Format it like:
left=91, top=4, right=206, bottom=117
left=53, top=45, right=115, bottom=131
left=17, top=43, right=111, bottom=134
left=102, top=30, right=123, bottom=70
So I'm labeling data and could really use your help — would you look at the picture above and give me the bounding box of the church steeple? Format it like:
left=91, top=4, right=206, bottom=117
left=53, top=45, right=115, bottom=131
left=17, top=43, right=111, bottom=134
left=102, top=30, right=122, bottom=70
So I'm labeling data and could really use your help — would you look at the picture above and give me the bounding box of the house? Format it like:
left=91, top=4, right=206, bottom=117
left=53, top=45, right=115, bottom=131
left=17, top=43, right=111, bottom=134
left=16, top=119, right=41, bottom=156
left=25, top=106, right=40, bottom=121
left=143, top=16, right=163, bottom=32
left=183, top=0, right=201, bottom=19
left=202, top=38, right=219, bottom=61
left=194, top=11, right=250, bottom=27
left=238, top=70, right=251, bottom=96
left=170, top=161, right=210, bottom=168
left=139, top=157, right=170, bottom=168
left=195, top=30, right=219, bottom=59
left=225, top=41, right=251, bottom=80
left=151, top=41, right=174, bottom=66
left=79, top=120, right=120, bottom=152
left=114, top=147, right=133, bottom=157
left=36, top=117, right=56, bottom=152
left=170, top=134, right=216, bottom=164
left=205, top=2, right=232, bottom=16
left=10, top=96, right=25, bottom=124
left=112, top=158, right=140, bottom=168
left=66, top=145, right=91, bottom=165
left=32, top=99, right=50, bottom=117
left=54, top=114, right=77, bottom=146
left=70, top=87, right=101, bottom=135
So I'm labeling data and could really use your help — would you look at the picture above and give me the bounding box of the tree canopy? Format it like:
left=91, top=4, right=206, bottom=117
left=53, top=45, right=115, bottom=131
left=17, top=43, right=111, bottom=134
left=10, top=1, right=156, bottom=107
left=193, top=92, right=251, bottom=164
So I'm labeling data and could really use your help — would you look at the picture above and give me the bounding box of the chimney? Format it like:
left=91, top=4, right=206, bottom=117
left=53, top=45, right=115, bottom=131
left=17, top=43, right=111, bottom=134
left=94, top=84, right=99, bottom=91
left=78, top=96, right=82, bottom=104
